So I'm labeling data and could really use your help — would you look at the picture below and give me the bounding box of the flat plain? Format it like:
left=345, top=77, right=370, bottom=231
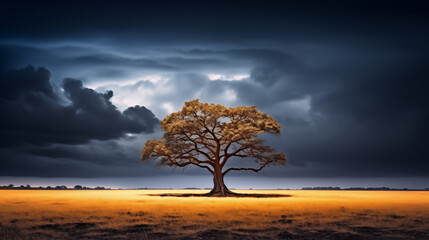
left=0, top=189, right=428, bottom=239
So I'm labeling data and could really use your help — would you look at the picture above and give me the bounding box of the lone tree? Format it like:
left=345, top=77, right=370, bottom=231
left=141, top=100, right=286, bottom=196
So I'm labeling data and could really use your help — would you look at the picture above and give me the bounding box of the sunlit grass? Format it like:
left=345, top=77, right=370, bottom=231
left=1, top=190, right=428, bottom=239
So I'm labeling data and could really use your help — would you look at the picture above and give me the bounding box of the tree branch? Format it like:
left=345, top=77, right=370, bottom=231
left=221, top=144, right=250, bottom=167
left=222, top=161, right=271, bottom=176
left=183, top=132, right=215, bottom=160
left=170, top=158, right=214, bottom=173
left=174, top=153, right=212, bottom=165
left=192, top=163, right=214, bottom=173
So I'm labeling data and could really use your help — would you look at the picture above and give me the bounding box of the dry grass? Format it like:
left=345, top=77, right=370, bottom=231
left=0, top=189, right=428, bottom=239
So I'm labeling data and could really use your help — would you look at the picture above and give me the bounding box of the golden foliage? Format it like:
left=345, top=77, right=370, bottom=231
left=142, top=99, right=286, bottom=176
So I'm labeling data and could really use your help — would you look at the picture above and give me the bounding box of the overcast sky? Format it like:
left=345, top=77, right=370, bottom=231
left=1, top=1, right=428, bottom=188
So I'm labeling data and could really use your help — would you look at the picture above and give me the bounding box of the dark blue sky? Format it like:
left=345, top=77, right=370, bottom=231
left=1, top=1, right=428, bottom=187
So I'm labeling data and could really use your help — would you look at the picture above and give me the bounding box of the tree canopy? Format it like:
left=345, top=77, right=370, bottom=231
left=142, top=99, right=286, bottom=196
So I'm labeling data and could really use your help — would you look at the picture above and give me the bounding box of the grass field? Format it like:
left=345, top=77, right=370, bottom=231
left=0, top=189, right=428, bottom=239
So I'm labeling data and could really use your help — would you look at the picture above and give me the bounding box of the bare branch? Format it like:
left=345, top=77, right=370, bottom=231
left=222, top=161, right=271, bottom=176
left=220, top=142, right=249, bottom=167
left=194, top=163, right=214, bottom=173
left=170, top=158, right=214, bottom=173
left=183, top=132, right=215, bottom=160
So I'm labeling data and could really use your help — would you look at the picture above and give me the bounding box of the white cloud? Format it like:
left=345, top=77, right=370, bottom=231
left=222, top=89, right=237, bottom=102
left=161, top=102, right=175, bottom=114
left=93, top=72, right=245, bottom=120
left=207, top=73, right=249, bottom=81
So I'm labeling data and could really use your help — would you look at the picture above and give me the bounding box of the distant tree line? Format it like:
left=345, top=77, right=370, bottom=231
left=0, top=184, right=108, bottom=190
left=301, top=187, right=429, bottom=191
left=1, top=184, right=427, bottom=191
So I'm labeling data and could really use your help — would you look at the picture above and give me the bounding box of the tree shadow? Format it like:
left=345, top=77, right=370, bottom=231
left=144, top=192, right=292, bottom=198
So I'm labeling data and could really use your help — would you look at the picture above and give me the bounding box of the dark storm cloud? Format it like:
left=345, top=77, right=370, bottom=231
left=182, top=46, right=429, bottom=177
left=0, top=44, right=241, bottom=85
left=0, top=1, right=428, bottom=180
left=1, top=1, right=427, bottom=46
left=68, top=54, right=176, bottom=70
left=0, top=65, right=159, bottom=147
left=0, top=45, right=50, bottom=73
left=302, top=60, right=429, bottom=177
left=0, top=147, right=148, bottom=178
left=68, top=54, right=226, bottom=71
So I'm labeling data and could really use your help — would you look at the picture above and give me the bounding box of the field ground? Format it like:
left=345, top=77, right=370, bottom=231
left=0, top=189, right=428, bottom=239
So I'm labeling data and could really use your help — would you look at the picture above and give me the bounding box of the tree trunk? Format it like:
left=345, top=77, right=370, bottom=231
left=208, top=168, right=233, bottom=196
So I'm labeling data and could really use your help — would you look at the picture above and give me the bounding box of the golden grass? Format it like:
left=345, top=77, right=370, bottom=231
left=1, top=189, right=428, bottom=239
